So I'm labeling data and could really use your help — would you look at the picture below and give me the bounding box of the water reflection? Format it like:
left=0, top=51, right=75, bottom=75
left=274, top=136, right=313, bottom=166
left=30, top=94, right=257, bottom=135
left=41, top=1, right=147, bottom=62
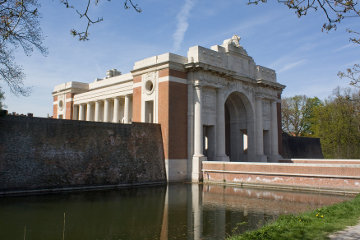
left=0, top=184, right=351, bottom=240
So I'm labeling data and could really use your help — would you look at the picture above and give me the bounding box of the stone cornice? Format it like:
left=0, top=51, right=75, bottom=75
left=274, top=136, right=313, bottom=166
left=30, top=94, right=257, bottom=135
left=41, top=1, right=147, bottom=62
left=256, top=80, right=286, bottom=91
left=184, top=62, right=235, bottom=77
left=131, top=61, right=185, bottom=76
left=185, top=62, right=261, bottom=89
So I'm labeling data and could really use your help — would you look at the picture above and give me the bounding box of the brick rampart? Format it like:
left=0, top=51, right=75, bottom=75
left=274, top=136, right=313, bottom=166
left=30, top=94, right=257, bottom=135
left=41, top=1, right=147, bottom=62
left=0, top=116, right=166, bottom=193
left=203, top=161, right=360, bottom=194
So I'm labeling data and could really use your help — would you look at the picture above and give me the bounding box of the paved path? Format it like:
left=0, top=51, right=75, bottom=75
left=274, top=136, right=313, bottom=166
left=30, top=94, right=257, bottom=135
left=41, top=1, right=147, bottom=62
left=329, top=223, right=360, bottom=240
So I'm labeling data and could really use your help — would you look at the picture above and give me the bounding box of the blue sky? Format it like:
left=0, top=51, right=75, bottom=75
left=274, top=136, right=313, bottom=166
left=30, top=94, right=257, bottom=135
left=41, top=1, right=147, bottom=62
left=3, top=0, right=360, bottom=117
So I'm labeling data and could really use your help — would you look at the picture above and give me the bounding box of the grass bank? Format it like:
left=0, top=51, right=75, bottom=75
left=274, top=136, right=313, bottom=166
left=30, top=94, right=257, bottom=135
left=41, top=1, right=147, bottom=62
left=228, top=194, right=360, bottom=240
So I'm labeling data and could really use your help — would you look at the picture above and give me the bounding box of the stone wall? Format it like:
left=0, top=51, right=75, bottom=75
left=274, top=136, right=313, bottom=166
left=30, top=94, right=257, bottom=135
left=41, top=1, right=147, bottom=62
left=281, top=132, right=324, bottom=159
left=0, top=116, right=166, bottom=193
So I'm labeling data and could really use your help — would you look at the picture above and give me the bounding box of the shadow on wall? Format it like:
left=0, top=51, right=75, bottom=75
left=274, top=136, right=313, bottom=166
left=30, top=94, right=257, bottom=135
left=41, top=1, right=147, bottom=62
left=281, top=132, right=324, bottom=159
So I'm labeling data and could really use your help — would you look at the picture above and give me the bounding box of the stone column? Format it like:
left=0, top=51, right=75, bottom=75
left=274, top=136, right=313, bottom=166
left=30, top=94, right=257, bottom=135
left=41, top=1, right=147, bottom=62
left=73, top=105, right=79, bottom=120
left=113, top=97, right=120, bottom=123
left=94, top=101, right=100, bottom=122
left=104, top=99, right=110, bottom=122
left=270, top=100, right=280, bottom=162
left=216, top=88, right=229, bottom=161
left=86, top=102, right=92, bottom=121
left=255, top=97, right=266, bottom=162
left=194, top=83, right=203, bottom=156
left=79, top=104, right=85, bottom=121
left=192, top=81, right=206, bottom=182
left=124, top=95, right=130, bottom=123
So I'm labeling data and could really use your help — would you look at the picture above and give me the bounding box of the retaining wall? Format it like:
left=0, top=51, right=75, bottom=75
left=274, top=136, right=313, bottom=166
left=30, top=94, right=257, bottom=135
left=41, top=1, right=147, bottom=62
left=282, top=133, right=324, bottom=158
left=202, top=161, right=360, bottom=194
left=0, top=116, right=166, bottom=194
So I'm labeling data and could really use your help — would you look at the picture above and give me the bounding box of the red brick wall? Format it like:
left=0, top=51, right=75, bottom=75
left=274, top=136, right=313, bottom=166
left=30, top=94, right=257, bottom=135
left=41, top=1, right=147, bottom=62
left=133, top=75, right=141, bottom=83
left=159, top=69, right=187, bottom=79
left=158, top=69, right=188, bottom=159
left=53, top=96, right=58, bottom=118
left=203, top=162, right=360, bottom=192
left=132, top=87, right=141, bottom=122
left=65, top=102, right=73, bottom=119
left=168, top=81, right=187, bottom=159
left=158, top=82, right=169, bottom=159
left=53, top=105, right=58, bottom=118
left=65, top=93, right=74, bottom=120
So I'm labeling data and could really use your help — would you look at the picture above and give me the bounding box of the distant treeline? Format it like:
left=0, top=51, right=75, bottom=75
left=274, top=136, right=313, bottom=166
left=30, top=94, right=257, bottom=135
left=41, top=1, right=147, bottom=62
left=282, top=87, right=360, bottom=159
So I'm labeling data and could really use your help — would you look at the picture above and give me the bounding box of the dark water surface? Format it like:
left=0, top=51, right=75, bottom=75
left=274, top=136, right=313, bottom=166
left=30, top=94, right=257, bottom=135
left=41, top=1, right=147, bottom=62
left=0, top=184, right=352, bottom=240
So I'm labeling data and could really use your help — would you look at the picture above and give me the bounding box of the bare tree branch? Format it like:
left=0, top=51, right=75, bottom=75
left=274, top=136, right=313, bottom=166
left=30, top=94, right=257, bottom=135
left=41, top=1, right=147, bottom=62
left=62, top=0, right=141, bottom=41
left=0, top=0, right=45, bottom=96
left=249, top=0, right=360, bottom=88
left=338, top=64, right=360, bottom=87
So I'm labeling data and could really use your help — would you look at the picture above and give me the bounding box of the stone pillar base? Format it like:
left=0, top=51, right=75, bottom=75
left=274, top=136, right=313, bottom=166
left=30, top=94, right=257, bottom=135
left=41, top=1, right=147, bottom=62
left=257, top=155, right=268, bottom=162
left=165, top=159, right=187, bottom=182
left=192, top=155, right=207, bottom=183
left=269, top=154, right=282, bottom=163
left=216, top=155, right=230, bottom=162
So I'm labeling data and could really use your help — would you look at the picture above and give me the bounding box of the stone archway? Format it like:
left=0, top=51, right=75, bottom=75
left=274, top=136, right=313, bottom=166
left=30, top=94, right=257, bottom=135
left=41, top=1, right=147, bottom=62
left=225, top=91, right=255, bottom=162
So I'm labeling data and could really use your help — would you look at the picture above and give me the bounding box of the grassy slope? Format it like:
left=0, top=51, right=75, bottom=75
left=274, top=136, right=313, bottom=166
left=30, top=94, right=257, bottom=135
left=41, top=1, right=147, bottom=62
left=228, top=194, right=360, bottom=240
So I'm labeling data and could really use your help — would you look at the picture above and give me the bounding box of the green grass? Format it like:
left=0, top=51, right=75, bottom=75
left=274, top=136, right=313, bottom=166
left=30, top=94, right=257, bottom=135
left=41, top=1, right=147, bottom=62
left=228, top=194, right=360, bottom=240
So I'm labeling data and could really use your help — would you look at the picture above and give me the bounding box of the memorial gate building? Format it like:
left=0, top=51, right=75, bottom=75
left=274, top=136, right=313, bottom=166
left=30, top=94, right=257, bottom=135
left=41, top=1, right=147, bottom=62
left=52, top=36, right=286, bottom=182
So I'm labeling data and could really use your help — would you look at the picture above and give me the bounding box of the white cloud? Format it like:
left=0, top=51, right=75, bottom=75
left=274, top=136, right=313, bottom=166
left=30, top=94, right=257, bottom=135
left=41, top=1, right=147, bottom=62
left=172, top=0, right=196, bottom=52
left=278, top=59, right=307, bottom=73
left=334, top=43, right=356, bottom=53
left=339, top=60, right=360, bottom=68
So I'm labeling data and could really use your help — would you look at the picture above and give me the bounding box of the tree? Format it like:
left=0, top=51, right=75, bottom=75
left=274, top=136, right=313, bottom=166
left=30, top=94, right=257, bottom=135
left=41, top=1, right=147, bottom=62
left=281, top=95, right=321, bottom=136
left=312, top=87, right=360, bottom=158
left=338, top=64, right=360, bottom=88
left=61, top=0, right=141, bottom=41
left=0, top=0, right=140, bottom=96
left=249, top=0, right=360, bottom=87
left=0, top=87, right=5, bottom=110
left=0, top=0, right=45, bottom=96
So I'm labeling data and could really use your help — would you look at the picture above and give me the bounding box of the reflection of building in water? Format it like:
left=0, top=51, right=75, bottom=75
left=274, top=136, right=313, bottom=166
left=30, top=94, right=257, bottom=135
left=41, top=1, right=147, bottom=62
left=159, top=184, right=351, bottom=240
left=52, top=36, right=285, bottom=182
left=202, top=184, right=350, bottom=215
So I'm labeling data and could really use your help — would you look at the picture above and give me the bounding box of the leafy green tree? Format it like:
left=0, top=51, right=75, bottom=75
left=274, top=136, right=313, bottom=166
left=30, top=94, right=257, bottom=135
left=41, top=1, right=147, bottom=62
left=312, top=87, right=360, bottom=158
left=281, top=95, right=321, bottom=136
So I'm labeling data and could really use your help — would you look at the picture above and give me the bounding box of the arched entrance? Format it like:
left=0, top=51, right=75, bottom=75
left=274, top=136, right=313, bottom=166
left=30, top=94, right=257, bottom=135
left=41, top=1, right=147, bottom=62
left=225, top=92, right=255, bottom=162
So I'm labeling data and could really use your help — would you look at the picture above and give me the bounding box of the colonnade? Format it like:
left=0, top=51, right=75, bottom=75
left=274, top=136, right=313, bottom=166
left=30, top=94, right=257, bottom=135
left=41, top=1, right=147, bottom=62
left=73, top=95, right=132, bottom=123
left=192, top=82, right=279, bottom=165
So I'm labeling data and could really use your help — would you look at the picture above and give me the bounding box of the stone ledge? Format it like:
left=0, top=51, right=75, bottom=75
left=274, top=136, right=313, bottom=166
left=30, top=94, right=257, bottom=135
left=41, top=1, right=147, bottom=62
left=0, top=182, right=166, bottom=197
left=202, top=169, right=360, bottom=180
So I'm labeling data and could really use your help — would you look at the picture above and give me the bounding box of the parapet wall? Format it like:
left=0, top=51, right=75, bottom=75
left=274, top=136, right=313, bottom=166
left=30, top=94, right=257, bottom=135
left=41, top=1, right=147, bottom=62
left=202, top=161, right=360, bottom=194
left=0, top=116, right=166, bottom=193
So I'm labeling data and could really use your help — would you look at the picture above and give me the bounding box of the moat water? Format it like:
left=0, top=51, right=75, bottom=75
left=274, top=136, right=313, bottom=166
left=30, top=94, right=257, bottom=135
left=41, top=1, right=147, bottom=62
left=0, top=184, right=352, bottom=240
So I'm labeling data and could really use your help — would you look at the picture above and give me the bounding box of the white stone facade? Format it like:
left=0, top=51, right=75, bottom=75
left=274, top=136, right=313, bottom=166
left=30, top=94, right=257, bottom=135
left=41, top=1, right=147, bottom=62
left=52, top=36, right=285, bottom=182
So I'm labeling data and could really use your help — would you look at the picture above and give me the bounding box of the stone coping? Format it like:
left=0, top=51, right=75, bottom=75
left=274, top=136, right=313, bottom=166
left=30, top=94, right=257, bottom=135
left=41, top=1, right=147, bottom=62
left=281, top=159, right=360, bottom=162
left=202, top=169, right=360, bottom=180
left=203, top=161, right=360, bottom=168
